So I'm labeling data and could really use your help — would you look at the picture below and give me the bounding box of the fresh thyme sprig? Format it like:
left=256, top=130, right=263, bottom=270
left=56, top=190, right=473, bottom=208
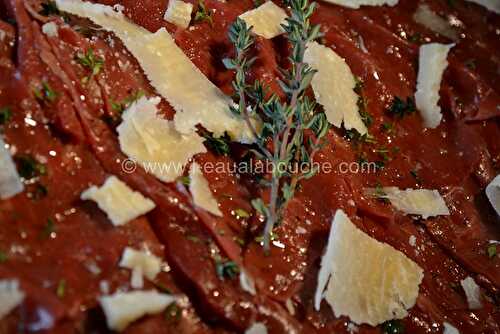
left=223, top=0, right=327, bottom=251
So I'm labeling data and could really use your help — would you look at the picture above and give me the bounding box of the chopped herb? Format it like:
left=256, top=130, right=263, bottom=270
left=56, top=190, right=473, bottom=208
left=76, top=48, right=104, bottom=82
left=178, top=176, right=191, bottom=186
left=186, top=234, right=201, bottom=243
left=374, top=160, right=385, bottom=170
left=111, top=90, right=144, bottom=114
left=41, top=218, right=56, bottom=239
left=382, top=320, right=405, bottom=334
left=34, top=82, right=58, bottom=104
left=487, top=244, right=497, bottom=259
left=387, top=96, right=416, bottom=118
left=345, top=129, right=377, bottom=145
left=32, top=183, right=48, bottom=200
left=202, top=132, right=231, bottom=156
left=234, top=237, right=245, bottom=246
left=215, top=257, right=239, bottom=280
left=410, top=169, right=422, bottom=184
left=154, top=282, right=172, bottom=294
left=354, top=78, right=372, bottom=127
left=234, top=208, right=251, bottom=219
left=40, top=0, right=60, bottom=16
left=381, top=122, right=394, bottom=134
left=16, top=155, right=47, bottom=180
left=359, top=108, right=373, bottom=128
left=407, top=33, right=423, bottom=44
left=56, top=279, right=66, bottom=298
left=373, top=182, right=389, bottom=203
left=165, top=302, right=182, bottom=322
left=0, top=107, right=12, bottom=125
left=194, top=0, right=213, bottom=25
left=464, top=59, right=476, bottom=70
left=0, top=251, right=7, bottom=263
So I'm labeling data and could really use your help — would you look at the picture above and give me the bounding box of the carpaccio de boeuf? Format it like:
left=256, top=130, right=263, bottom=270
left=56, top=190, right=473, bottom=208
left=0, top=0, right=499, bottom=333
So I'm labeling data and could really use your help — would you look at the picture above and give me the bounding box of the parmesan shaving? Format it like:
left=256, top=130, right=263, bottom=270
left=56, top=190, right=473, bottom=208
left=318, top=210, right=423, bottom=326
left=366, top=187, right=450, bottom=219
left=119, top=247, right=163, bottom=287
left=189, top=162, right=222, bottom=216
left=239, top=1, right=288, bottom=39
left=318, top=0, right=399, bottom=9
left=443, top=322, right=460, bottom=334
left=55, top=0, right=256, bottom=143
left=485, top=175, right=500, bottom=216
left=164, top=0, right=193, bottom=29
left=415, top=43, right=454, bottom=129
left=413, top=4, right=458, bottom=41
left=304, top=42, right=367, bottom=135
left=466, top=0, right=500, bottom=14
left=117, top=96, right=206, bottom=183
left=99, top=290, right=175, bottom=331
left=81, top=176, right=156, bottom=226
left=0, top=280, right=25, bottom=320
left=0, top=137, right=24, bottom=200
left=460, top=276, right=482, bottom=310
left=42, top=22, right=59, bottom=37
left=245, top=322, right=268, bottom=334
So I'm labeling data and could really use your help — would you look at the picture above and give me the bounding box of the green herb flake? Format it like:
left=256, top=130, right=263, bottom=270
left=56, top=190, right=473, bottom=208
left=56, top=279, right=66, bottom=298
left=76, top=48, right=104, bottom=81
left=381, top=122, right=394, bottom=134
left=387, top=96, right=416, bottom=119
left=32, top=183, right=48, bottom=200
left=203, top=132, right=231, bottom=156
left=382, top=319, right=405, bottom=334
left=233, top=208, right=251, bottom=219
left=194, top=0, right=213, bottom=25
left=0, top=251, right=7, bottom=263
left=0, top=107, right=12, bottom=125
left=34, top=82, right=58, bottom=104
left=186, top=234, right=201, bottom=243
left=111, top=90, right=145, bottom=114
left=215, top=258, right=240, bottom=280
left=16, top=155, right=47, bottom=180
left=487, top=244, right=497, bottom=259
left=178, top=176, right=191, bottom=186
left=41, top=218, right=56, bottom=239
left=165, top=302, right=182, bottom=322
left=410, top=169, right=422, bottom=184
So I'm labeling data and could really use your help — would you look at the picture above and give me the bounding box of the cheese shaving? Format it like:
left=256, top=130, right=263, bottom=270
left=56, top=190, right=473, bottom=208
left=55, top=0, right=255, bottom=143
left=415, top=43, right=454, bottom=129
left=366, top=187, right=450, bottom=219
left=485, top=175, right=500, bottom=216
left=0, top=280, right=25, bottom=320
left=413, top=4, right=458, bottom=41
left=318, top=0, right=399, bottom=9
left=466, top=0, right=500, bottom=14
left=117, top=96, right=206, bottom=183
left=189, top=162, right=222, bottom=216
left=245, top=322, right=268, bottom=334
left=42, top=22, right=59, bottom=37
left=81, top=176, right=156, bottom=226
left=317, top=210, right=424, bottom=326
left=0, top=137, right=24, bottom=200
left=164, top=0, right=193, bottom=29
left=304, top=42, right=367, bottom=135
left=119, top=247, right=163, bottom=288
left=443, top=322, right=460, bottom=334
left=460, top=276, right=482, bottom=310
left=239, top=1, right=288, bottom=39
left=99, top=290, right=175, bottom=331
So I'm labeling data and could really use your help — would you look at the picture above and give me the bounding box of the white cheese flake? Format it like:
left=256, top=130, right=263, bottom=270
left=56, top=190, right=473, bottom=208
left=460, top=276, right=482, bottom=310
left=443, top=322, right=460, bottom=334
left=239, top=270, right=256, bottom=295
left=367, top=187, right=450, bottom=219
left=304, top=42, right=367, bottom=135
left=485, top=175, right=500, bottom=216
left=119, top=247, right=163, bottom=288
left=413, top=4, right=458, bottom=41
left=0, top=280, right=25, bottom=320
left=318, top=0, right=399, bottom=9
left=0, top=137, right=24, bottom=200
left=189, top=162, right=222, bottom=216
left=42, top=22, right=59, bottom=37
left=245, top=322, right=268, bottom=334
left=164, top=0, right=193, bottom=29
left=81, top=176, right=156, bottom=226
left=99, top=290, right=175, bottom=331
left=415, top=43, right=454, bottom=129
left=55, top=0, right=255, bottom=143
left=117, top=96, right=206, bottom=183
left=466, top=0, right=500, bottom=14
left=316, top=210, right=424, bottom=326
left=239, top=1, right=288, bottom=39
